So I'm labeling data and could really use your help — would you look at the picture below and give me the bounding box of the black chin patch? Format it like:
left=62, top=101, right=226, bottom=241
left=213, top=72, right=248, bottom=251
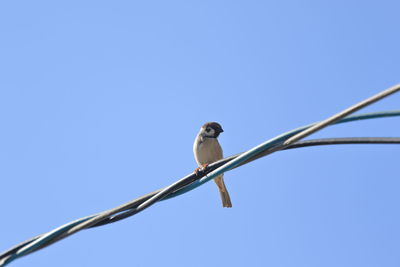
left=213, top=131, right=221, bottom=138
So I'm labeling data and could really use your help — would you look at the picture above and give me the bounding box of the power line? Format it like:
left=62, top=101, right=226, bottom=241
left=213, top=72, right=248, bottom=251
left=2, top=116, right=399, bottom=266
left=283, top=83, right=400, bottom=145
left=92, top=137, right=400, bottom=226
left=1, top=84, right=399, bottom=266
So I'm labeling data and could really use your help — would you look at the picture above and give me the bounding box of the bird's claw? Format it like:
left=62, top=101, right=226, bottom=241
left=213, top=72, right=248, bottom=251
left=194, top=164, right=209, bottom=176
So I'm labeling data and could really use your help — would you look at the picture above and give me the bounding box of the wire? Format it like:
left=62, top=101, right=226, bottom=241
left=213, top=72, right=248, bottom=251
left=0, top=84, right=399, bottom=267
left=286, top=137, right=400, bottom=148
left=90, top=137, right=400, bottom=226
left=2, top=136, right=400, bottom=265
left=197, top=84, right=400, bottom=192
left=1, top=115, right=399, bottom=267
left=283, top=83, right=400, bottom=145
left=66, top=111, right=400, bottom=240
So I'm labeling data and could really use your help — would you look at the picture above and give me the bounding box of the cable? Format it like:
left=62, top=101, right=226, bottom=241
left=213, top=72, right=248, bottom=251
left=3, top=137, right=399, bottom=264
left=283, top=83, right=400, bottom=145
left=286, top=137, right=400, bottom=148
left=1, top=116, right=400, bottom=266
left=0, top=92, right=399, bottom=267
left=90, top=137, right=400, bottom=226
left=197, top=84, right=400, bottom=192
left=66, top=111, right=400, bottom=240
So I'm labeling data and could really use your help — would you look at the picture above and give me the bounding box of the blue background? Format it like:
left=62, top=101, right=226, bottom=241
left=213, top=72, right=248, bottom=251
left=1, top=1, right=399, bottom=266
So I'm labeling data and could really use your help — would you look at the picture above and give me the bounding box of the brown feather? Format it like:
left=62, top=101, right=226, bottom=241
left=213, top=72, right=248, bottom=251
left=193, top=126, right=232, bottom=208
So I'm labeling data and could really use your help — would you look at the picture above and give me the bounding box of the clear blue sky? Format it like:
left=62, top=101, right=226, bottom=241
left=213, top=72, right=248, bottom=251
left=1, top=1, right=399, bottom=267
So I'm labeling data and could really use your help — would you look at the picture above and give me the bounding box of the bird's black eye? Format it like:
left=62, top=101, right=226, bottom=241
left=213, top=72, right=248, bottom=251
left=206, top=128, right=211, bottom=132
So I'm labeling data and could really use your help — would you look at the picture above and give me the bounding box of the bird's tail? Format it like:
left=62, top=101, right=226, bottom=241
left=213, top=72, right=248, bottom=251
left=214, top=175, right=232, bottom=208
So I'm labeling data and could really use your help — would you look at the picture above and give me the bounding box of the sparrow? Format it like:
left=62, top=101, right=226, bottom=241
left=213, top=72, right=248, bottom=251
left=193, top=122, right=232, bottom=208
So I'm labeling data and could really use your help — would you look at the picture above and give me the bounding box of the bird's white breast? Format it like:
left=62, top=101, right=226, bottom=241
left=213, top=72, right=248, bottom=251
left=193, top=135, right=223, bottom=166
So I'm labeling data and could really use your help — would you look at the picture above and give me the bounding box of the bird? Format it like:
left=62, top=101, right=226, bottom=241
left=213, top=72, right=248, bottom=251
left=193, top=122, right=232, bottom=208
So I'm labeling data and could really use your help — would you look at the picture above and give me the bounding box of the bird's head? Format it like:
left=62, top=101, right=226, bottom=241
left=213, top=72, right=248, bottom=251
left=200, top=122, right=224, bottom=138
